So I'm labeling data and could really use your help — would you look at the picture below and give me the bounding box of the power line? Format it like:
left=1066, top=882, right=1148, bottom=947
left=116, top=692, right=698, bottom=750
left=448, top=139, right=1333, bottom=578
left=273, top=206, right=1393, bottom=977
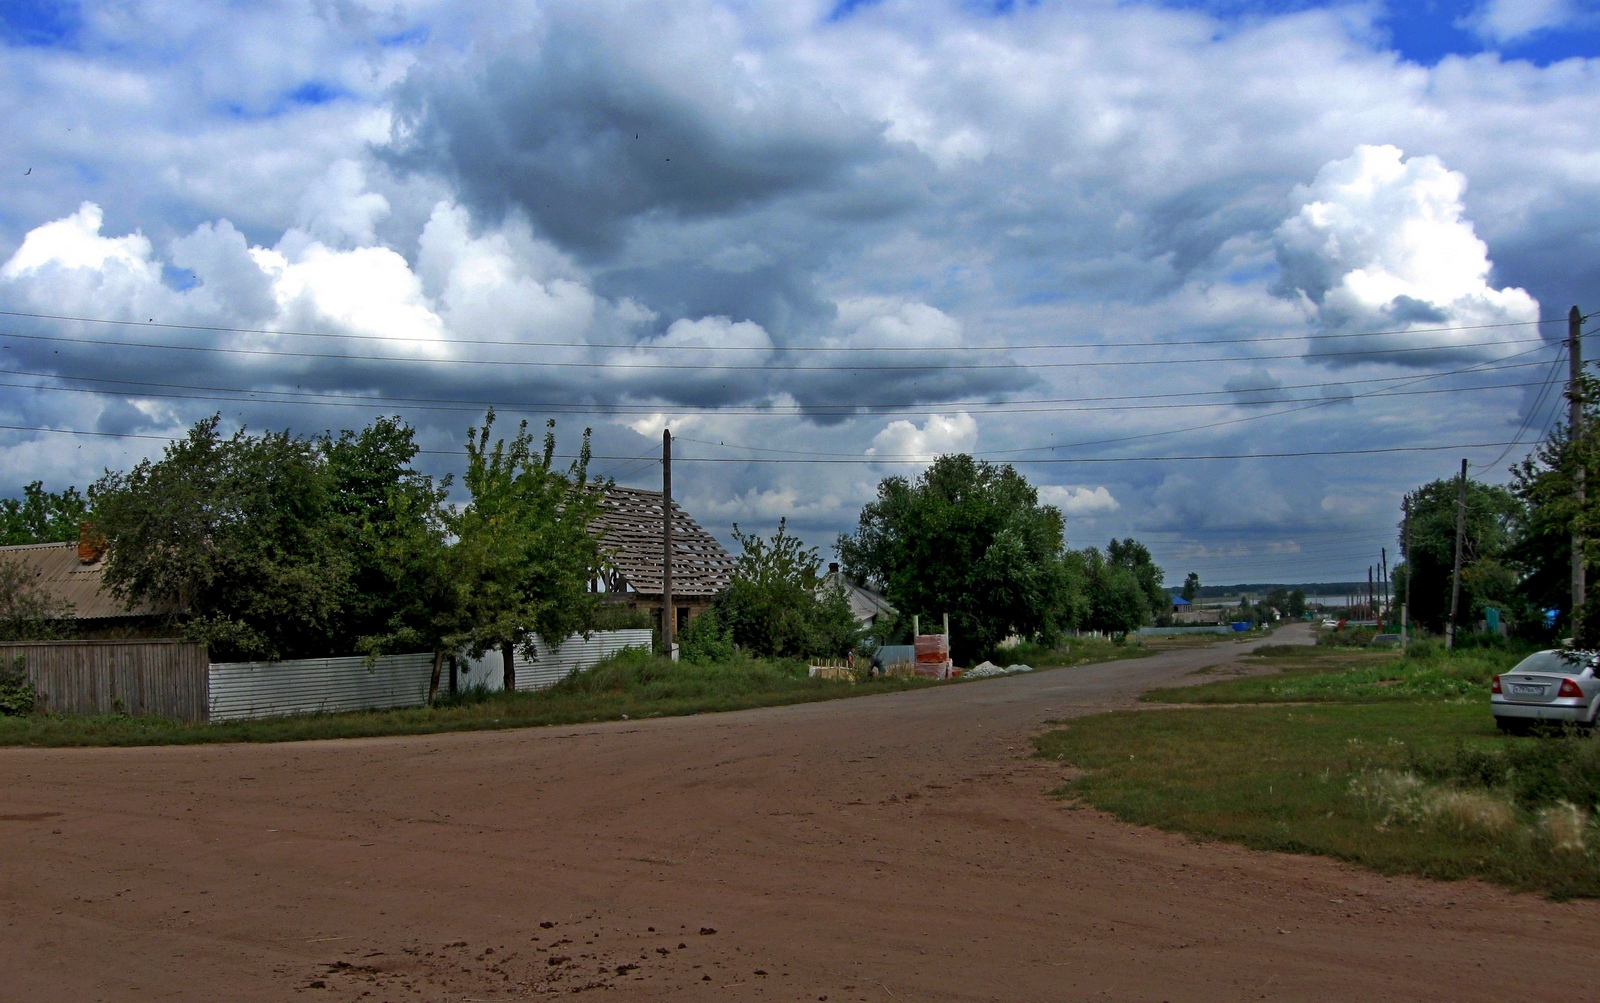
left=0, top=308, right=1561, bottom=353
left=0, top=328, right=1552, bottom=371
left=0, top=371, right=1555, bottom=421
left=0, top=422, right=1537, bottom=464
left=0, top=353, right=1557, bottom=418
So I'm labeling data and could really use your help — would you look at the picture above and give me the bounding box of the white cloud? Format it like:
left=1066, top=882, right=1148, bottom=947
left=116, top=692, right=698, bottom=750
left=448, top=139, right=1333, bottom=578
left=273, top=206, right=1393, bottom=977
left=866, top=412, right=977, bottom=460
left=1274, top=145, right=1540, bottom=366
left=1468, top=0, right=1578, bottom=43
left=0, top=203, right=154, bottom=278
left=1037, top=484, right=1120, bottom=517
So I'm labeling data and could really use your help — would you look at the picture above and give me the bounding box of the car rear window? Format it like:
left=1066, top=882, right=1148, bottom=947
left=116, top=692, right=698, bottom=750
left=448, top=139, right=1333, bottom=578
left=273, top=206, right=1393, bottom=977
left=1510, top=651, right=1593, bottom=675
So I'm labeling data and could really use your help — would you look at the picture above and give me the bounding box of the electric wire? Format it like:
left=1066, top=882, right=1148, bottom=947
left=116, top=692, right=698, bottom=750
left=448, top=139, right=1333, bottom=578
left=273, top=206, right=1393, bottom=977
left=0, top=308, right=1561, bottom=353
left=0, top=327, right=1553, bottom=371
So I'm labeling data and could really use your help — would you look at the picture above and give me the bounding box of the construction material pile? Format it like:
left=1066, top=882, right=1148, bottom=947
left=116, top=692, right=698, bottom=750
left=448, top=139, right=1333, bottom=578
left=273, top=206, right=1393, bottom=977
left=963, top=661, right=1034, bottom=679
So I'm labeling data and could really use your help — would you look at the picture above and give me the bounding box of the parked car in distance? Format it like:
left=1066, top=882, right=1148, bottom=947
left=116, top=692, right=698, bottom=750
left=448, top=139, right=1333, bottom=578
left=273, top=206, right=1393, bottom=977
left=1490, top=649, right=1600, bottom=733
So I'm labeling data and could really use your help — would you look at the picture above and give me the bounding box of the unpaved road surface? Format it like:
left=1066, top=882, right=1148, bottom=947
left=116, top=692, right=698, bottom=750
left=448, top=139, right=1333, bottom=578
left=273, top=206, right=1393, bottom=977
left=2, top=624, right=1594, bottom=1001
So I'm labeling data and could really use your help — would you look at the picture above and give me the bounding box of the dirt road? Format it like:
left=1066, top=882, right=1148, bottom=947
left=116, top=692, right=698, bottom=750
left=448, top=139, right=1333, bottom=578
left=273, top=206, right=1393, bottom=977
left=2, top=624, right=1594, bottom=1001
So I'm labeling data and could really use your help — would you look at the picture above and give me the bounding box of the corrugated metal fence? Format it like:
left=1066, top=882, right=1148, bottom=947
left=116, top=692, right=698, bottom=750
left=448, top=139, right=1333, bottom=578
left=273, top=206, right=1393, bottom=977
left=0, top=639, right=209, bottom=721
left=208, top=652, right=436, bottom=722
left=457, top=629, right=654, bottom=692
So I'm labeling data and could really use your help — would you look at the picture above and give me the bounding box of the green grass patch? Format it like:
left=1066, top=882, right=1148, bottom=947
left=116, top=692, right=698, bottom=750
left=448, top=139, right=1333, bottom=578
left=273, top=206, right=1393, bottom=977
left=1000, top=636, right=1158, bottom=669
left=0, top=648, right=940, bottom=748
left=1037, top=702, right=1600, bottom=897
left=1142, top=641, right=1531, bottom=704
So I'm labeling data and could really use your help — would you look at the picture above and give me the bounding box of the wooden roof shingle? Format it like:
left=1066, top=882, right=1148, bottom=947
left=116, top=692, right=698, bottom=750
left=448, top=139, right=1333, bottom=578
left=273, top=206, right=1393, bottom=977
left=592, top=487, right=734, bottom=598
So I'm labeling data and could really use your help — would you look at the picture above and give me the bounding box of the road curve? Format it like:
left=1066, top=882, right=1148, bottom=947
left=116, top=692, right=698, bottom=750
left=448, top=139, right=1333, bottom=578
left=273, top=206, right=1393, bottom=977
left=1, top=623, right=1593, bottom=1001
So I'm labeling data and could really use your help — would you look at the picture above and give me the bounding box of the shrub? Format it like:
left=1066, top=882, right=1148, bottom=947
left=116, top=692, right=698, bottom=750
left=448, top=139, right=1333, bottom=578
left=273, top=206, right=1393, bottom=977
left=679, top=608, right=737, bottom=665
left=0, top=656, right=38, bottom=716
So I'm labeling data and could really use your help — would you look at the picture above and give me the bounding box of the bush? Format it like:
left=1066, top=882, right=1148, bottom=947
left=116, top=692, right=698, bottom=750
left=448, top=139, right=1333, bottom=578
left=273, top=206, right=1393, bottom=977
left=679, top=608, right=737, bottom=665
left=0, top=656, right=38, bottom=716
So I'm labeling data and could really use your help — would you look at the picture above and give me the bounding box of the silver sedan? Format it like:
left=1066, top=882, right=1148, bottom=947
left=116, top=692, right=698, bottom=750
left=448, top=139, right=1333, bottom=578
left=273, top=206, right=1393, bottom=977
left=1491, top=649, right=1600, bottom=733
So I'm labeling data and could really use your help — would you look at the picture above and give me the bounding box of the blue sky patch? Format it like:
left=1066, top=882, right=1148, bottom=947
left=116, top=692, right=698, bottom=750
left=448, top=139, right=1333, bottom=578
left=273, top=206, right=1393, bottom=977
left=1137, top=1, right=1600, bottom=66
left=0, top=0, right=80, bottom=47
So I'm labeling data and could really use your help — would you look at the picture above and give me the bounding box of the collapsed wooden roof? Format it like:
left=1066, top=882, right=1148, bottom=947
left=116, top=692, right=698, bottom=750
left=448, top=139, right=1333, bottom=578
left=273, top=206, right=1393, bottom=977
left=592, top=487, right=735, bottom=598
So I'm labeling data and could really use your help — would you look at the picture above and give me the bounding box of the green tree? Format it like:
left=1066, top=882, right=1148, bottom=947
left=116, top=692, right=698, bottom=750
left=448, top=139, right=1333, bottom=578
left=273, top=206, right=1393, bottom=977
left=453, top=411, right=604, bottom=691
left=1106, top=537, right=1167, bottom=620
left=1398, top=475, right=1526, bottom=636
left=1081, top=547, right=1148, bottom=639
left=0, top=481, right=91, bottom=545
left=1181, top=572, right=1200, bottom=603
left=837, top=455, right=1084, bottom=662
left=715, top=519, right=860, bottom=659
left=93, top=416, right=352, bottom=660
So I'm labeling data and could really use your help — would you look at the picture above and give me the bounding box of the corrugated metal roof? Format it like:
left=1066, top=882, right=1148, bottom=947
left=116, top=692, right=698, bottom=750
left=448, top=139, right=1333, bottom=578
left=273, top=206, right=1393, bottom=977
left=819, top=571, right=896, bottom=623
left=0, top=542, right=154, bottom=620
left=591, top=487, right=734, bottom=597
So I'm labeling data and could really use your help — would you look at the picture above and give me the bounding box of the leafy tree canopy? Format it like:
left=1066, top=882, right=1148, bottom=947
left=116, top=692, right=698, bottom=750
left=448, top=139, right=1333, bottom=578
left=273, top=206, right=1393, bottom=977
left=715, top=518, right=860, bottom=659
left=1399, top=475, right=1526, bottom=635
left=836, top=454, right=1083, bottom=662
left=0, top=481, right=90, bottom=545
left=452, top=410, right=605, bottom=689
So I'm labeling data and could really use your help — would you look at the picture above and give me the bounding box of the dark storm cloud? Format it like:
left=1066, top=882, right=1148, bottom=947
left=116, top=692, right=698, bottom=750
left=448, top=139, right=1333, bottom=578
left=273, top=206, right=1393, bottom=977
left=386, top=23, right=889, bottom=258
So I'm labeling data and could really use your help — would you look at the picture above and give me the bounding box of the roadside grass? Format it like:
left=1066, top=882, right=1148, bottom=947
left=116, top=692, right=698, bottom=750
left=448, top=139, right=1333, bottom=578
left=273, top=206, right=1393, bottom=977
left=1041, top=642, right=1600, bottom=898
left=1141, top=641, right=1530, bottom=704
left=0, top=649, right=940, bottom=748
left=1001, top=636, right=1157, bottom=669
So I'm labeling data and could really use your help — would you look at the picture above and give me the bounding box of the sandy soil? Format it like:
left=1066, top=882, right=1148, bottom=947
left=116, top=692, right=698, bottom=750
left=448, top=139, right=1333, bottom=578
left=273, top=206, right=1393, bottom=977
left=2, top=623, right=1594, bottom=1001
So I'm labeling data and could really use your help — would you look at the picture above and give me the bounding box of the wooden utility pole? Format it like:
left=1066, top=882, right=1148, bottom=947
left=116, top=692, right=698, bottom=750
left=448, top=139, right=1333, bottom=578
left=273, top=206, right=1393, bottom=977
left=1570, top=304, right=1585, bottom=635
left=1401, top=498, right=1412, bottom=647
left=1447, top=458, right=1468, bottom=649
left=662, top=429, right=675, bottom=659
left=1368, top=566, right=1375, bottom=622
left=1381, top=547, right=1389, bottom=625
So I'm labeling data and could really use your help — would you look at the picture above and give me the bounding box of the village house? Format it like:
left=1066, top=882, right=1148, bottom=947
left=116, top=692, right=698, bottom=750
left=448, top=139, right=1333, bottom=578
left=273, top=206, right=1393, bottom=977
left=0, top=538, right=170, bottom=637
left=590, top=486, right=735, bottom=635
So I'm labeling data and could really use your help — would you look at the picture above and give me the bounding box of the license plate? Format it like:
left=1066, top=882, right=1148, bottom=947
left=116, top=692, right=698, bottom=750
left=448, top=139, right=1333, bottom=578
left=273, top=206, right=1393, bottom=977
left=1510, top=684, right=1547, bottom=696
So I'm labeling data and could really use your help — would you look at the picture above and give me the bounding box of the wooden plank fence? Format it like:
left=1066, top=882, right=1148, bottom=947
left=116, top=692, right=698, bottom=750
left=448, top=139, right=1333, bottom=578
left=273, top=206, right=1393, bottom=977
left=0, top=639, right=209, bottom=721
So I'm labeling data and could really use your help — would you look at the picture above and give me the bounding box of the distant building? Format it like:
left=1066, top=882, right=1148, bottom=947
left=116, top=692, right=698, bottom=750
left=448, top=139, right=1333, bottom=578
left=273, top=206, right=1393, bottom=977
left=590, top=487, right=735, bottom=636
left=0, top=540, right=172, bottom=637
left=820, top=563, right=896, bottom=629
left=1170, top=594, right=1191, bottom=611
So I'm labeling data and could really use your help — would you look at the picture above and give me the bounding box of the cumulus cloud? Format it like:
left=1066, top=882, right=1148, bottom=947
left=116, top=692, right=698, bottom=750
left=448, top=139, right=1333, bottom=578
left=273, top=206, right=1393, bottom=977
left=1467, top=0, right=1581, bottom=43
left=866, top=412, right=977, bottom=459
left=1274, top=145, right=1540, bottom=367
left=1037, top=484, right=1120, bottom=517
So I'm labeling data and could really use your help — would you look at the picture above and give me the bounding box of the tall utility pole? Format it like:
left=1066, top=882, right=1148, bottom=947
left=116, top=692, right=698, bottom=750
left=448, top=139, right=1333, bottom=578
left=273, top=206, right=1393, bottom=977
left=1401, top=498, right=1412, bottom=647
left=1447, top=458, right=1468, bottom=649
left=1381, top=547, right=1389, bottom=623
left=662, top=429, right=675, bottom=659
left=1570, top=304, right=1585, bottom=634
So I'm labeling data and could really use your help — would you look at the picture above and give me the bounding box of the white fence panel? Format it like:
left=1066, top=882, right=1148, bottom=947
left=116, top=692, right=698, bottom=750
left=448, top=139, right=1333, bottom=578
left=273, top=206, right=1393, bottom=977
left=457, top=629, right=653, bottom=693
left=209, top=652, right=435, bottom=722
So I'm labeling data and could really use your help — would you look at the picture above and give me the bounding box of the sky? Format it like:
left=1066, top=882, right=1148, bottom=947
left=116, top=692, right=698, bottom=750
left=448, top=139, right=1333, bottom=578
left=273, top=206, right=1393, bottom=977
left=2, top=0, right=1599, bottom=586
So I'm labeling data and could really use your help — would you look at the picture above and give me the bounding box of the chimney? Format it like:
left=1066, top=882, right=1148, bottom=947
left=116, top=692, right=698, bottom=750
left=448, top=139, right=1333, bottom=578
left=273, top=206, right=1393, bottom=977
left=78, top=520, right=107, bottom=565
left=828, top=562, right=839, bottom=574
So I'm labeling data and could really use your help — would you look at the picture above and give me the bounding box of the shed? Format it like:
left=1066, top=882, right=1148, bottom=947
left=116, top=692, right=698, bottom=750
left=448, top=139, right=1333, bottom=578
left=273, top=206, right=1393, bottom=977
left=590, top=486, right=735, bottom=634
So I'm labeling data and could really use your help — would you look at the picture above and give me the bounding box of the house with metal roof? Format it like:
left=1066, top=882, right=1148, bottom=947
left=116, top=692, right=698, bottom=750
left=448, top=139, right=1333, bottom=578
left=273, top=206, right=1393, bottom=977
left=820, top=563, right=896, bottom=629
left=0, top=540, right=170, bottom=637
left=590, top=486, right=735, bottom=635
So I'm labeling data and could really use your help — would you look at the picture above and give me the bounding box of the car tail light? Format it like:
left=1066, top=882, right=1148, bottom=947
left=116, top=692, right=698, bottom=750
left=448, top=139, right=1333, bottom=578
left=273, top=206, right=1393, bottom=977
left=1559, top=678, right=1584, bottom=698
left=1491, top=676, right=1501, bottom=693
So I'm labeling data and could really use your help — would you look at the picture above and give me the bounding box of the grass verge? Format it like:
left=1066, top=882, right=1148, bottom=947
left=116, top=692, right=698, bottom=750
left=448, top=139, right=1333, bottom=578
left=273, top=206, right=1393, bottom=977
left=1141, top=641, right=1530, bottom=704
left=1040, top=642, right=1600, bottom=898
left=0, top=649, right=941, bottom=748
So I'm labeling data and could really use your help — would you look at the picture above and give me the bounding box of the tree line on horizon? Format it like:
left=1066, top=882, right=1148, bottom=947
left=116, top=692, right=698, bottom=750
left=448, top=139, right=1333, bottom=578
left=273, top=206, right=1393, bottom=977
left=2, top=416, right=1177, bottom=669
